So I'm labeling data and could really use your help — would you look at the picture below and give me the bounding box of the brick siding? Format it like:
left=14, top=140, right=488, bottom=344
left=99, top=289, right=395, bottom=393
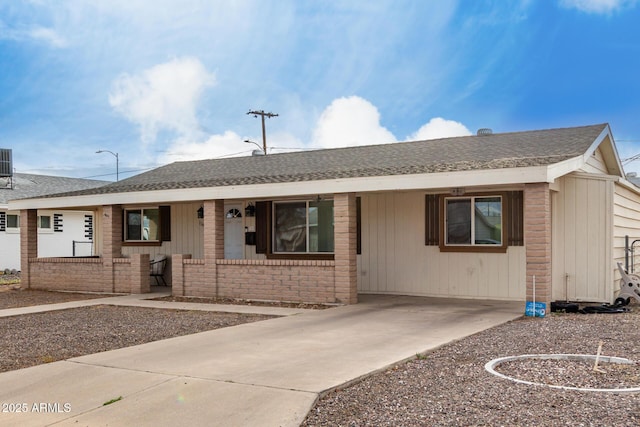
left=524, top=183, right=552, bottom=310
left=27, top=254, right=149, bottom=294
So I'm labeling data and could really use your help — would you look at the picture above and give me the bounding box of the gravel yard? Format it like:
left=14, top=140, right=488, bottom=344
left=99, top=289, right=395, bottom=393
left=0, top=289, right=275, bottom=373
left=303, top=307, right=640, bottom=427
left=0, top=287, right=108, bottom=309
left=3, top=287, right=640, bottom=425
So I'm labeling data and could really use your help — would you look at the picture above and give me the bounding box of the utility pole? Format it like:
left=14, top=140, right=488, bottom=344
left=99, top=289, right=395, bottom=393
left=247, top=110, right=278, bottom=154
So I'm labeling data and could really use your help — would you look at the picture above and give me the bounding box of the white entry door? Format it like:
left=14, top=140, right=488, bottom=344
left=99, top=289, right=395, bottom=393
left=224, top=204, right=244, bottom=259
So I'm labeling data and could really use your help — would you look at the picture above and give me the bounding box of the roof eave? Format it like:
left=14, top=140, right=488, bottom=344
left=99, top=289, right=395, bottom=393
left=9, top=165, right=555, bottom=210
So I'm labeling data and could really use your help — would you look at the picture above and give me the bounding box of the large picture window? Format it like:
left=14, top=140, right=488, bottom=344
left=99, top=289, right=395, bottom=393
left=273, top=200, right=334, bottom=253
left=445, top=196, right=502, bottom=246
left=125, top=208, right=160, bottom=241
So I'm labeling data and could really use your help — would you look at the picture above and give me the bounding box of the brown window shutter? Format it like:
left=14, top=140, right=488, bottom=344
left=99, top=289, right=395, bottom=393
left=425, top=194, right=440, bottom=245
left=506, top=191, right=524, bottom=246
left=159, top=205, right=171, bottom=242
left=255, top=201, right=271, bottom=254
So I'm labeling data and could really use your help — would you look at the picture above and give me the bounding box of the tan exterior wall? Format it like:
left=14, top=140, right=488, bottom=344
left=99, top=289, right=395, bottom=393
left=175, top=259, right=335, bottom=303
left=121, top=202, right=205, bottom=285
left=613, top=182, right=640, bottom=274
left=524, top=183, right=552, bottom=308
left=27, top=255, right=149, bottom=294
left=581, top=147, right=610, bottom=174
left=551, top=174, right=613, bottom=302
left=357, top=191, right=525, bottom=300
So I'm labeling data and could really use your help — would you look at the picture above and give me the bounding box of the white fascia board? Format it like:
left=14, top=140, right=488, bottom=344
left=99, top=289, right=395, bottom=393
left=546, top=155, right=584, bottom=181
left=582, top=125, right=623, bottom=176
left=10, top=165, right=553, bottom=210
left=616, top=177, right=640, bottom=195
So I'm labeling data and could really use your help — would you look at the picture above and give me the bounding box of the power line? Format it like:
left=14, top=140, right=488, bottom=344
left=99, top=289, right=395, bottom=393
left=80, top=167, right=154, bottom=180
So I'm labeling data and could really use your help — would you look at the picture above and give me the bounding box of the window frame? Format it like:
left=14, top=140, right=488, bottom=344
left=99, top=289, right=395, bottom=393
left=271, top=199, right=335, bottom=255
left=38, top=215, right=53, bottom=233
left=124, top=207, right=161, bottom=243
left=439, top=192, right=508, bottom=253
left=6, top=213, right=20, bottom=234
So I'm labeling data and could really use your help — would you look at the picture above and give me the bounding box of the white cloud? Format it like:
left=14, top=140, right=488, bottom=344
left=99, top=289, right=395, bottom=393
left=154, top=95, right=471, bottom=166
left=0, top=21, right=67, bottom=48
left=109, top=57, right=215, bottom=144
left=28, top=26, right=68, bottom=48
left=311, top=96, right=396, bottom=148
left=559, top=0, right=637, bottom=13
left=158, top=131, right=245, bottom=163
left=407, top=117, right=472, bottom=141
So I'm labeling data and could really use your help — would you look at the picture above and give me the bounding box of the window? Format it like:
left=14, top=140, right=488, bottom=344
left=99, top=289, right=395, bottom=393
left=426, top=192, right=523, bottom=250
left=7, top=214, right=19, bottom=229
left=38, top=215, right=51, bottom=229
left=445, top=196, right=502, bottom=246
left=273, top=200, right=334, bottom=253
left=125, top=208, right=160, bottom=241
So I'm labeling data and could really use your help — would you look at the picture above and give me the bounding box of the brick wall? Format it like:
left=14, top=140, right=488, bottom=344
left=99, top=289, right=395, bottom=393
left=20, top=209, right=37, bottom=288
left=176, top=258, right=336, bottom=303
left=29, top=258, right=110, bottom=292
left=334, top=193, right=358, bottom=304
left=28, top=255, right=149, bottom=294
left=524, top=183, right=552, bottom=310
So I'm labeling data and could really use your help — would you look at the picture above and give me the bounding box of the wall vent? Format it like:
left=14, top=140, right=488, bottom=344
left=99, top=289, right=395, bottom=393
left=0, top=149, right=12, bottom=177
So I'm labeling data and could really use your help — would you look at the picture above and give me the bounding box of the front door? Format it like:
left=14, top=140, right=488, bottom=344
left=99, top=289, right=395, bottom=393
left=224, top=204, right=244, bottom=259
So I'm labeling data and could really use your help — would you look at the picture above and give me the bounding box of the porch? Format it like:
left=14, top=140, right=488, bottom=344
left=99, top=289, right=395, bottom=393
left=18, top=184, right=553, bottom=307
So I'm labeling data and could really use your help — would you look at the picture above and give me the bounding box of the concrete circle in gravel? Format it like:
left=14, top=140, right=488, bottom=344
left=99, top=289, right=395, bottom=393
left=485, top=354, right=640, bottom=393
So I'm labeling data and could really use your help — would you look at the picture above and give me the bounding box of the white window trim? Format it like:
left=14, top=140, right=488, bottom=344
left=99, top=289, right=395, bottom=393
left=38, top=215, right=53, bottom=234
left=272, top=199, right=334, bottom=254
left=6, top=213, right=20, bottom=234
left=444, top=195, right=503, bottom=247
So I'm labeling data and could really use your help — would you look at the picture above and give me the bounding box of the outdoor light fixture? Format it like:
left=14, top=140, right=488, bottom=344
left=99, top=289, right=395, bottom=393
left=197, top=206, right=204, bottom=219
left=96, top=149, right=119, bottom=181
left=245, top=203, right=255, bottom=217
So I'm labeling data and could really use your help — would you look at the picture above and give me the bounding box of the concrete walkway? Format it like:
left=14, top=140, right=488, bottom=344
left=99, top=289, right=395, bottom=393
left=0, top=294, right=523, bottom=426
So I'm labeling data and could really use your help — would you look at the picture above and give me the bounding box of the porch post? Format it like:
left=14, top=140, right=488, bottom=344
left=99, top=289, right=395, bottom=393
left=171, top=254, right=191, bottom=296
left=130, top=253, right=150, bottom=293
left=334, top=192, right=358, bottom=304
left=203, top=200, right=224, bottom=297
left=19, top=209, right=38, bottom=289
left=102, top=205, right=123, bottom=293
left=524, top=183, right=552, bottom=312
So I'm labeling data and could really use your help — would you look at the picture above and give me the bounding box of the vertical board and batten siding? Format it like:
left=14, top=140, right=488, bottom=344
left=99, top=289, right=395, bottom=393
left=121, top=202, right=204, bottom=259
left=613, top=182, right=640, bottom=273
left=357, top=191, right=525, bottom=300
left=551, top=174, right=613, bottom=302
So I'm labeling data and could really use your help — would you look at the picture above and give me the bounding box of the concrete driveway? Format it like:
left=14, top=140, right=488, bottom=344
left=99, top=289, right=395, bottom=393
left=0, top=294, right=522, bottom=426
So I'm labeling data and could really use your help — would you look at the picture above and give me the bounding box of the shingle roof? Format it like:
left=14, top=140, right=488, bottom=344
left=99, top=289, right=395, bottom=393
left=0, top=173, right=108, bottom=205
left=35, top=123, right=609, bottom=199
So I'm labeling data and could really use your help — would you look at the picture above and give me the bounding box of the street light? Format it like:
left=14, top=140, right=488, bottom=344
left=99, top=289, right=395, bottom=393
left=96, top=150, right=119, bottom=181
left=244, top=139, right=265, bottom=155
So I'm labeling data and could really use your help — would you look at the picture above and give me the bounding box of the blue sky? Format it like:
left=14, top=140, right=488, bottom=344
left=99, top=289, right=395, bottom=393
left=1, top=0, right=640, bottom=181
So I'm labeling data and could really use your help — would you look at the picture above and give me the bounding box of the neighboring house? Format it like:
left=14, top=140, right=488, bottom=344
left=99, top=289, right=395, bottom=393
left=0, top=172, right=107, bottom=270
left=10, top=124, right=640, bottom=312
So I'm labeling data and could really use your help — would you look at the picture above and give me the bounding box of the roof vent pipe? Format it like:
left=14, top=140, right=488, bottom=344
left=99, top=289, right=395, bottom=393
left=477, top=128, right=493, bottom=136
